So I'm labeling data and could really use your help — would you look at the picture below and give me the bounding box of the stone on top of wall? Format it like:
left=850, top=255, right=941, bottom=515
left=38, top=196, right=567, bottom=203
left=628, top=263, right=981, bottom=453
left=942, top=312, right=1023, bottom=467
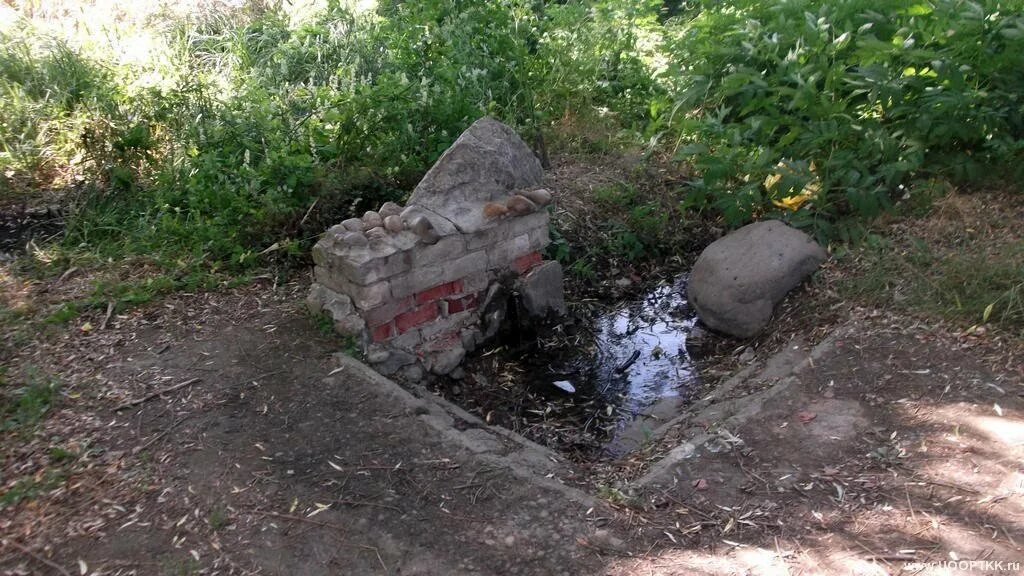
left=308, top=117, right=565, bottom=380
left=407, top=116, right=544, bottom=234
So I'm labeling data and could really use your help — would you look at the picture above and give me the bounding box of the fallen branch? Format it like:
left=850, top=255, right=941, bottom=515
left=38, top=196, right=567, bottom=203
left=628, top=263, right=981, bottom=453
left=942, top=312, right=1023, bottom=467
left=134, top=415, right=189, bottom=453
left=249, top=510, right=347, bottom=533
left=113, top=378, right=201, bottom=412
left=4, top=540, right=73, bottom=576
left=615, top=350, right=641, bottom=374
left=100, top=301, right=115, bottom=330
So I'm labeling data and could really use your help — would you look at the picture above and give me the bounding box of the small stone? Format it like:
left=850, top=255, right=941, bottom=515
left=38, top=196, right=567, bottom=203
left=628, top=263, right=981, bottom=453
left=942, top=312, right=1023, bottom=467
left=341, top=231, right=368, bottom=247
left=341, top=218, right=364, bottom=232
left=362, top=211, right=383, bottom=230
left=374, top=349, right=416, bottom=375
left=424, top=345, right=466, bottom=375
left=589, top=530, right=627, bottom=553
left=738, top=346, right=755, bottom=364
left=366, top=346, right=391, bottom=364
left=506, top=194, right=537, bottom=216
left=410, top=216, right=440, bottom=245
left=520, top=188, right=552, bottom=206
left=365, top=227, right=387, bottom=241
left=379, top=201, right=402, bottom=219
left=483, top=202, right=508, bottom=220
left=383, top=214, right=404, bottom=233
left=450, top=367, right=466, bottom=380
left=398, top=363, right=424, bottom=383
left=460, top=328, right=483, bottom=352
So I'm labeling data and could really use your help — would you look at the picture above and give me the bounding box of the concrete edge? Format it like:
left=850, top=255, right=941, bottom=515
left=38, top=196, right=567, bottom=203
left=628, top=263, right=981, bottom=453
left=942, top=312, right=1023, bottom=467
left=630, top=327, right=849, bottom=490
left=328, top=353, right=600, bottom=509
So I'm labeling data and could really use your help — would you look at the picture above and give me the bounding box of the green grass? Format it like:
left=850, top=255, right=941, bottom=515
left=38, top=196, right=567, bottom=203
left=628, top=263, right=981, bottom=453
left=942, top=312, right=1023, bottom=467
left=0, top=468, right=66, bottom=507
left=839, top=235, right=1024, bottom=335
left=2, top=0, right=1023, bottom=304
left=1, top=367, right=59, bottom=432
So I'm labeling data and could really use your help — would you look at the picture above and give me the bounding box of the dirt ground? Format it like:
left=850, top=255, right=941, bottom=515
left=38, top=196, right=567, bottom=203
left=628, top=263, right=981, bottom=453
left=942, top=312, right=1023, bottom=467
left=2, top=164, right=1023, bottom=574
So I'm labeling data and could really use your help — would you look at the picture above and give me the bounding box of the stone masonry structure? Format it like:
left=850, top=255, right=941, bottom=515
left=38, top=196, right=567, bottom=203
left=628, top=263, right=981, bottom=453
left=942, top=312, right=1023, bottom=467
left=307, top=117, right=566, bottom=381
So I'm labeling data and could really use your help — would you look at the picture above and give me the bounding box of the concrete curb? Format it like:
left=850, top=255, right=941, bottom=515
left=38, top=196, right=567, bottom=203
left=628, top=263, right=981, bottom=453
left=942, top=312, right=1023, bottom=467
left=630, top=327, right=848, bottom=490
left=327, top=353, right=600, bottom=509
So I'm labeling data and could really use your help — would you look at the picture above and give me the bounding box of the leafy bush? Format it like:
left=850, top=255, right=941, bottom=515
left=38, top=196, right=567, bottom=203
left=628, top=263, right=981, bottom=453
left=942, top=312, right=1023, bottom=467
left=2, top=1, right=657, bottom=271
left=661, top=0, right=1024, bottom=240
left=4, top=0, right=1024, bottom=275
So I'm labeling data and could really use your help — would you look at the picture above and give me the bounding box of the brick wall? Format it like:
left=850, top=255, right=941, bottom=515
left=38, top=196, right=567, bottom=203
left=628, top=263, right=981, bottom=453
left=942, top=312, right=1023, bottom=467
left=306, top=116, right=565, bottom=381
left=308, top=202, right=558, bottom=380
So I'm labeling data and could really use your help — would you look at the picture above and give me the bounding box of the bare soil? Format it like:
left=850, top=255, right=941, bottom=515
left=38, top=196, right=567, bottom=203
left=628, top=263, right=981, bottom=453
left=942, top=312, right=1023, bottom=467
left=2, top=159, right=1022, bottom=575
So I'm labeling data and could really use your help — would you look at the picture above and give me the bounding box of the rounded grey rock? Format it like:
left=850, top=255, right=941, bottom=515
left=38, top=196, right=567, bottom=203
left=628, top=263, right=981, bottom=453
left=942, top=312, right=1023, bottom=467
left=688, top=220, right=826, bottom=338
left=341, top=231, right=368, bottom=247
left=383, top=214, right=404, bottom=233
left=362, top=211, right=383, bottom=230
left=379, top=201, right=402, bottom=219
left=341, top=218, right=364, bottom=232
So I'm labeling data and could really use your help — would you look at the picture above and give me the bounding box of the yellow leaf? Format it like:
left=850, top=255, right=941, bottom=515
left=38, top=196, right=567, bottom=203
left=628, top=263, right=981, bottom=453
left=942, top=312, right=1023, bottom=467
left=982, top=302, right=995, bottom=323
left=772, top=191, right=812, bottom=211
left=81, top=322, right=93, bottom=332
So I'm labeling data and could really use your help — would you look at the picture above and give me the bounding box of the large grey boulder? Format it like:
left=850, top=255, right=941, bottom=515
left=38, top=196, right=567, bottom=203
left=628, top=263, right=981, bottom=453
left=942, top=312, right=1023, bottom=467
left=407, top=117, right=543, bottom=234
left=688, top=220, right=826, bottom=338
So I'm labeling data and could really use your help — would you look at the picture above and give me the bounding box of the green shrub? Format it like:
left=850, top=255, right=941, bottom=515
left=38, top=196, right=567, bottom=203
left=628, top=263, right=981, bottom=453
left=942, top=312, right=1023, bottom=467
left=661, top=0, right=1024, bottom=240
left=1, top=1, right=657, bottom=271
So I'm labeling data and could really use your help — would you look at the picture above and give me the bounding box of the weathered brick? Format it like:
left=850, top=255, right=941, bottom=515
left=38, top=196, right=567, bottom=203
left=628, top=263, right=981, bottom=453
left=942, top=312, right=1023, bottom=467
left=362, top=295, right=415, bottom=327
left=466, top=223, right=512, bottom=251
left=487, top=234, right=530, bottom=270
left=339, top=250, right=411, bottom=285
left=527, top=225, right=551, bottom=252
left=462, top=270, right=490, bottom=293
left=418, top=311, right=474, bottom=340
left=390, top=265, right=447, bottom=298
left=507, top=210, right=549, bottom=238
left=370, top=322, right=394, bottom=343
left=410, top=235, right=466, bottom=266
left=445, top=250, right=488, bottom=280
left=395, top=303, right=440, bottom=334
left=416, top=279, right=464, bottom=305
left=513, top=251, right=542, bottom=273
left=315, top=267, right=392, bottom=310
left=446, top=293, right=478, bottom=314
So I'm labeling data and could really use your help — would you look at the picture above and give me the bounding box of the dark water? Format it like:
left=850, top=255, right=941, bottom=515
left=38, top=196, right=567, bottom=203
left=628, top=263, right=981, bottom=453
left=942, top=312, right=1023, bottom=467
left=528, top=277, right=701, bottom=454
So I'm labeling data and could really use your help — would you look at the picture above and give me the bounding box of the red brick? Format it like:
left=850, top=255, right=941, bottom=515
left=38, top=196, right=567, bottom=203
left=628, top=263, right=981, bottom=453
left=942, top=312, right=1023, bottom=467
left=445, top=293, right=478, bottom=314
left=363, top=295, right=414, bottom=328
left=513, top=251, right=542, bottom=273
left=415, top=279, right=465, bottom=305
left=370, top=322, right=394, bottom=343
left=395, top=303, right=439, bottom=333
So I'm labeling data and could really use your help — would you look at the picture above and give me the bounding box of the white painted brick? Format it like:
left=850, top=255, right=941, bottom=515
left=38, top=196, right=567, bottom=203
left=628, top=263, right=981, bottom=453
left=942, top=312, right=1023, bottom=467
left=410, top=234, right=466, bottom=266
left=466, top=223, right=512, bottom=250
left=390, top=265, right=447, bottom=298
left=445, top=250, right=488, bottom=281
left=527, top=225, right=551, bottom=252
left=507, top=210, right=549, bottom=238
left=339, top=250, right=411, bottom=285
left=487, top=234, right=530, bottom=269
left=315, top=266, right=390, bottom=309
